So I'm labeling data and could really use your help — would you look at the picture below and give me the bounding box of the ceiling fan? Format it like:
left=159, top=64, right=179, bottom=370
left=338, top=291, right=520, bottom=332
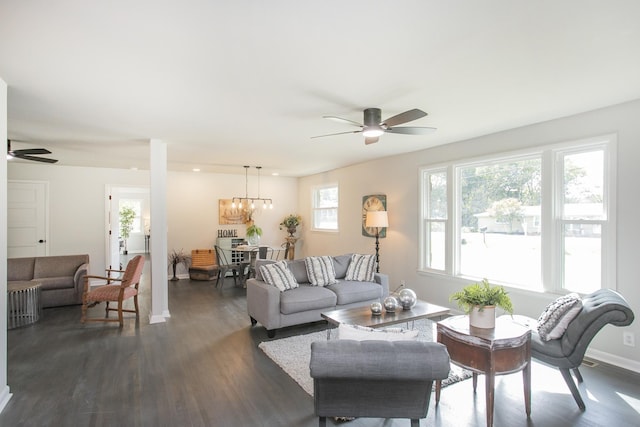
left=7, top=139, right=58, bottom=163
left=312, top=107, right=437, bottom=145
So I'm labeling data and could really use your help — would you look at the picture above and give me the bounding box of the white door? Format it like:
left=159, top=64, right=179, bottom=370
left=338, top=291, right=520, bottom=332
left=7, top=181, right=48, bottom=257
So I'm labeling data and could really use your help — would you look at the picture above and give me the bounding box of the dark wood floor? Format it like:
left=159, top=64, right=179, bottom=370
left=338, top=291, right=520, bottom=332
left=2, top=259, right=639, bottom=426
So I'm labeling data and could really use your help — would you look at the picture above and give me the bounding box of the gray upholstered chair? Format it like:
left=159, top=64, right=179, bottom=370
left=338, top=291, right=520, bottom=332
left=530, top=288, right=634, bottom=410
left=310, top=340, right=450, bottom=427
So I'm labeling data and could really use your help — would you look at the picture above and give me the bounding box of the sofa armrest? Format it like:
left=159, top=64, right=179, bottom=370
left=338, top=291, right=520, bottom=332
left=310, top=340, right=450, bottom=381
left=373, top=272, right=390, bottom=298
left=246, top=278, right=283, bottom=330
left=74, top=263, right=90, bottom=296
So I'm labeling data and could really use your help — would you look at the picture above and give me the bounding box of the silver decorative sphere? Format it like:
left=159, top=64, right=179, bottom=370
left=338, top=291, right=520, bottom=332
left=398, top=288, right=417, bottom=310
left=370, top=302, right=383, bottom=316
left=383, top=296, right=399, bottom=313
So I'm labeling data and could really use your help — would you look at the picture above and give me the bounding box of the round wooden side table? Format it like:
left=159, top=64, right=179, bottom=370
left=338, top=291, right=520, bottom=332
left=436, top=315, right=531, bottom=427
left=7, top=281, right=42, bottom=329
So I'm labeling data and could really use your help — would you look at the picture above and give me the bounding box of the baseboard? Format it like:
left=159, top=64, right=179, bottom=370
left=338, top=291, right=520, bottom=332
left=0, top=385, right=12, bottom=413
left=586, top=348, right=640, bottom=373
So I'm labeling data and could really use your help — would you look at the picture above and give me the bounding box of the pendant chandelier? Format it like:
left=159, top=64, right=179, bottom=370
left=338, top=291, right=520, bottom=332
left=231, top=165, right=273, bottom=210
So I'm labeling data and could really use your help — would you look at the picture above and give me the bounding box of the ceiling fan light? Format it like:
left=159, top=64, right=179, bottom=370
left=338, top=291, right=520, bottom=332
left=363, top=128, right=384, bottom=138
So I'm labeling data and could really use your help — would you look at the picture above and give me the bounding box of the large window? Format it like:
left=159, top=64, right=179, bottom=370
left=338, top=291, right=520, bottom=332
left=419, top=136, right=615, bottom=295
left=312, top=184, right=339, bottom=231
left=119, top=199, right=143, bottom=233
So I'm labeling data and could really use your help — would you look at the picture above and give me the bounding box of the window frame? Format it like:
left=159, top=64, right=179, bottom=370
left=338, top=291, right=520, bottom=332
left=311, top=183, right=339, bottom=232
left=419, top=134, right=616, bottom=295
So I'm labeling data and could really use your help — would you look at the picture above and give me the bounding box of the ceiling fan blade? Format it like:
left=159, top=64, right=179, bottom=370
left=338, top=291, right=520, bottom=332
left=11, top=148, right=52, bottom=155
left=382, top=109, right=427, bottom=127
left=13, top=154, right=58, bottom=163
left=323, top=115, right=363, bottom=127
left=364, top=136, right=379, bottom=145
left=385, top=126, right=437, bottom=135
left=311, top=130, right=362, bottom=139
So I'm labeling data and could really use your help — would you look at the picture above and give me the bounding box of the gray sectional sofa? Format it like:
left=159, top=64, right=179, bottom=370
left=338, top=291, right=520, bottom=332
left=246, top=254, right=389, bottom=337
left=8, top=254, right=90, bottom=308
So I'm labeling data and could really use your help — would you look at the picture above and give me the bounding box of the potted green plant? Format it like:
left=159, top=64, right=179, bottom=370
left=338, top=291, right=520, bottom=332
left=279, top=214, right=301, bottom=237
left=168, top=249, right=190, bottom=281
left=246, top=224, right=262, bottom=245
left=450, top=278, right=513, bottom=328
left=119, top=206, right=136, bottom=255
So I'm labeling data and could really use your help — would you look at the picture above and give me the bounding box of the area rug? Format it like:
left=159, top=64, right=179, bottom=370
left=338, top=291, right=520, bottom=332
left=259, top=319, right=472, bottom=396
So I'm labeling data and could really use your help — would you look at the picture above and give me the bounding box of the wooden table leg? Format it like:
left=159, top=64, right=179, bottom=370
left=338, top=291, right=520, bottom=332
left=435, top=380, right=441, bottom=404
left=523, top=361, right=531, bottom=416
left=485, top=369, right=495, bottom=427
left=473, top=372, right=478, bottom=392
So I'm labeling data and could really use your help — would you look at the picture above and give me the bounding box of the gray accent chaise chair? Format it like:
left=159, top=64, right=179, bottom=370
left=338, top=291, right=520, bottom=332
left=530, top=288, right=634, bottom=410
left=310, top=340, right=450, bottom=427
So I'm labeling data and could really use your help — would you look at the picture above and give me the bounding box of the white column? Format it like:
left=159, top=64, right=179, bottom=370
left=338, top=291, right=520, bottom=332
left=149, top=139, right=170, bottom=323
left=0, top=77, right=13, bottom=412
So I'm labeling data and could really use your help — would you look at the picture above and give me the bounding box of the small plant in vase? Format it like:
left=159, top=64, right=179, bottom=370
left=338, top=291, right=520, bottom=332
left=168, top=249, right=190, bottom=281
left=246, top=224, right=262, bottom=245
left=279, top=214, right=302, bottom=237
left=450, top=278, right=513, bottom=328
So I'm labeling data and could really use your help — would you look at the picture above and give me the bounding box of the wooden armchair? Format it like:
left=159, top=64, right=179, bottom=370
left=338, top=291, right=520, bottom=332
left=81, top=255, right=145, bottom=327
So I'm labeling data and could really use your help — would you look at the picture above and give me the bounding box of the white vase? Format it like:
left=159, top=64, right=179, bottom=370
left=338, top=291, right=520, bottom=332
left=469, top=305, right=496, bottom=328
left=247, top=234, right=260, bottom=245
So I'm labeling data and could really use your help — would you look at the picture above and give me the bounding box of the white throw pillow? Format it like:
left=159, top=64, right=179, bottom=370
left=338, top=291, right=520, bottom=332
left=304, top=256, right=338, bottom=286
left=338, top=323, right=419, bottom=341
left=259, top=261, right=299, bottom=292
left=344, top=253, right=376, bottom=281
left=537, top=293, right=583, bottom=341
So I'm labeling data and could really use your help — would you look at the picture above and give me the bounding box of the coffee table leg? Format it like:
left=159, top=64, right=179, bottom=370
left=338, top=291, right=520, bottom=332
left=326, top=328, right=331, bottom=340
left=435, top=380, right=441, bottom=404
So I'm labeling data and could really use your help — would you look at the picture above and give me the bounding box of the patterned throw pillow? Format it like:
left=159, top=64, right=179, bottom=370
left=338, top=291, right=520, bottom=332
left=344, top=254, right=376, bottom=281
left=338, top=324, right=419, bottom=341
left=537, top=293, right=583, bottom=341
left=259, top=261, right=299, bottom=292
left=304, top=256, right=338, bottom=286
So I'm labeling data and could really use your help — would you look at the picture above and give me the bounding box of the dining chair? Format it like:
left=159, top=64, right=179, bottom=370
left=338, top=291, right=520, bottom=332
left=214, top=245, right=244, bottom=289
left=81, top=255, right=145, bottom=327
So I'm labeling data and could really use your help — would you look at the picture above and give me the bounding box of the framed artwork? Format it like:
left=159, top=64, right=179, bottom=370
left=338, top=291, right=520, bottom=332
left=362, top=194, right=387, bottom=237
left=219, top=199, right=248, bottom=225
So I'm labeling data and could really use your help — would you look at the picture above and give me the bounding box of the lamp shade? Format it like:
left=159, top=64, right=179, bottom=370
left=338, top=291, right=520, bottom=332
left=365, top=211, right=388, bottom=228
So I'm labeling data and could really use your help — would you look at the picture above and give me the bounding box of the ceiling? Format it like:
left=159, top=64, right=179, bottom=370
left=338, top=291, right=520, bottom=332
left=2, top=1, right=640, bottom=177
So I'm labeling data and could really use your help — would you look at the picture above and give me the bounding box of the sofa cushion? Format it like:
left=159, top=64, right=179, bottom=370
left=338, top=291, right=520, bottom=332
left=288, top=259, right=309, bottom=283
left=36, top=276, right=75, bottom=291
left=338, top=324, right=419, bottom=341
left=326, top=281, right=383, bottom=305
left=7, top=258, right=36, bottom=281
left=537, top=293, right=583, bottom=341
left=33, top=255, right=89, bottom=279
left=305, top=256, right=338, bottom=286
left=254, top=259, right=276, bottom=282
left=332, top=254, right=352, bottom=279
left=280, top=284, right=337, bottom=315
left=345, top=254, right=376, bottom=282
left=259, top=261, right=299, bottom=292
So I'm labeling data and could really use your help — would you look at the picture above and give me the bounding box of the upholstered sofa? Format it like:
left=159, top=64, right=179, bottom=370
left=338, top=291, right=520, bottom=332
left=246, top=254, right=389, bottom=337
left=8, top=254, right=90, bottom=308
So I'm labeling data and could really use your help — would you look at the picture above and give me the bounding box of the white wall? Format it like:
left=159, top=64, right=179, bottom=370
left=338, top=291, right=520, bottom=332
left=298, top=99, right=640, bottom=370
left=7, top=164, right=297, bottom=276
left=0, top=77, right=12, bottom=412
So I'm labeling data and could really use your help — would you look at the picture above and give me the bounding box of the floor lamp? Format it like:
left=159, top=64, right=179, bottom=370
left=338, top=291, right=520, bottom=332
left=365, top=211, right=388, bottom=273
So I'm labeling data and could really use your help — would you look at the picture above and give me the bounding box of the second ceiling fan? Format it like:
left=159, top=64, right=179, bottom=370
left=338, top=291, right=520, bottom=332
left=312, top=107, right=436, bottom=145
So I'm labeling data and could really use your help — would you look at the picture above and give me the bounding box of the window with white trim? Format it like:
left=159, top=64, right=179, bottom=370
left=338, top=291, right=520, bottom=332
left=419, top=136, right=615, bottom=294
left=312, top=184, right=339, bottom=231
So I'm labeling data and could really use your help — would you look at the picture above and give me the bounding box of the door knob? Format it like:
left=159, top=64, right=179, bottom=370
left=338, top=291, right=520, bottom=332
left=38, top=239, right=46, bottom=243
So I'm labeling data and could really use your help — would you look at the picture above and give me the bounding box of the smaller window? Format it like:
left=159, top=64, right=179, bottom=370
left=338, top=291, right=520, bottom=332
left=312, top=184, right=339, bottom=231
